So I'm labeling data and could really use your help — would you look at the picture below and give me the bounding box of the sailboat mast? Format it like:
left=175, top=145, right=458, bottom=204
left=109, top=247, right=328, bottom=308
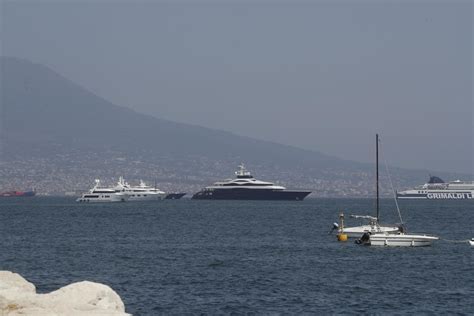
left=376, top=133, right=379, bottom=221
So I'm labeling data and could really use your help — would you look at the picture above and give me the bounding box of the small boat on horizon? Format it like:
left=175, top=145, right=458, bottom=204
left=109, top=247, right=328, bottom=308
left=165, top=192, right=186, bottom=199
left=0, top=190, right=36, bottom=197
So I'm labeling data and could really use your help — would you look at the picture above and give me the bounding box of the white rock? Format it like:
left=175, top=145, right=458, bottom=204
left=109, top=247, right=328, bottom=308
left=0, top=271, right=130, bottom=316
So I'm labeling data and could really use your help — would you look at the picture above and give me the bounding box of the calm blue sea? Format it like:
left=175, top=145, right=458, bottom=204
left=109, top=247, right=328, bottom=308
left=0, top=197, right=472, bottom=315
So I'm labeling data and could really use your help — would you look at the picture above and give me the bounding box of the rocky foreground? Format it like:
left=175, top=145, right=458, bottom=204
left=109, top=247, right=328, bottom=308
left=0, top=271, right=130, bottom=315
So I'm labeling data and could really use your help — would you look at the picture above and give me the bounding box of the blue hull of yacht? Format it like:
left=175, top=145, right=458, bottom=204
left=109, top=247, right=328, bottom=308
left=192, top=189, right=311, bottom=201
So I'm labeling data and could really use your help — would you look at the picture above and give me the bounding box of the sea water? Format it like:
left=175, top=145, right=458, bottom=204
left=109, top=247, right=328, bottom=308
left=0, top=197, right=472, bottom=315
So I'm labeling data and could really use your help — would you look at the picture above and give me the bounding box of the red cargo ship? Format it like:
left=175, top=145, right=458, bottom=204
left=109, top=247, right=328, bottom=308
left=0, top=190, right=36, bottom=197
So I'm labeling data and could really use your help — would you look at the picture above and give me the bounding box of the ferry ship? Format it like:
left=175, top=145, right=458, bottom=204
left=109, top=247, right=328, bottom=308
left=192, top=164, right=311, bottom=200
left=396, top=176, right=474, bottom=200
left=113, top=177, right=166, bottom=201
left=77, top=179, right=128, bottom=203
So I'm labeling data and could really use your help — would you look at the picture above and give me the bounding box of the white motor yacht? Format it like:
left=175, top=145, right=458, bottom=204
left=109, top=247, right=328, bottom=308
left=77, top=180, right=128, bottom=203
left=114, top=177, right=166, bottom=201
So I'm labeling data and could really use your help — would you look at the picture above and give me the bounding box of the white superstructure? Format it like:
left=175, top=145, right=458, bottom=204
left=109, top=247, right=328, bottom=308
left=207, top=164, right=286, bottom=190
left=397, top=176, right=474, bottom=199
left=114, top=177, right=166, bottom=201
left=76, top=179, right=128, bottom=203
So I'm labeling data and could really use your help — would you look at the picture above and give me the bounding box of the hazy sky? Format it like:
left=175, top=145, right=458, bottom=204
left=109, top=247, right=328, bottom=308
left=1, top=0, right=473, bottom=174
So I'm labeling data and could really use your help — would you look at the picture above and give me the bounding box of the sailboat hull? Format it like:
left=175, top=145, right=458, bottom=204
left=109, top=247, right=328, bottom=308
left=369, top=233, right=439, bottom=247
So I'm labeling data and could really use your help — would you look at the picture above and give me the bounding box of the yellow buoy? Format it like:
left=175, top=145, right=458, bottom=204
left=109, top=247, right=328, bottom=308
left=337, top=233, right=348, bottom=242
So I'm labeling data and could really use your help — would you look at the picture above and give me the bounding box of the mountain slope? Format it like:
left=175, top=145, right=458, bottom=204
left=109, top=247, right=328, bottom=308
left=1, top=57, right=469, bottom=195
left=1, top=56, right=346, bottom=167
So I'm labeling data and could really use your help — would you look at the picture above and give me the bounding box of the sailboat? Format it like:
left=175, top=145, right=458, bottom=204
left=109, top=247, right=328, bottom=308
left=338, top=134, right=401, bottom=238
left=358, top=135, right=439, bottom=247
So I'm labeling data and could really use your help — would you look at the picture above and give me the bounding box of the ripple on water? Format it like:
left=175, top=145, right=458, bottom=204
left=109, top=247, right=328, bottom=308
left=0, top=198, right=473, bottom=314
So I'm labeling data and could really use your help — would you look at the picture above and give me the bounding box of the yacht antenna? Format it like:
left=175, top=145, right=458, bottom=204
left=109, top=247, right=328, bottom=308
left=376, top=134, right=380, bottom=221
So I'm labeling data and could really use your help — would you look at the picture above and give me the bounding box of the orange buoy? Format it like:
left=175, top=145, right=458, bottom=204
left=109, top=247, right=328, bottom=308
left=337, top=233, right=348, bottom=242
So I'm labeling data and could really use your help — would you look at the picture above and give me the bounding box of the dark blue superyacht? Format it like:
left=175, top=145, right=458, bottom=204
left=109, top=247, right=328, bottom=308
left=192, top=164, right=311, bottom=201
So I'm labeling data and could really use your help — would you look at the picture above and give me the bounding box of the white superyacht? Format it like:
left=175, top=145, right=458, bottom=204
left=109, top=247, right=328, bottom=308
left=114, top=176, right=166, bottom=201
left=77, top=179, right=128, bottom=203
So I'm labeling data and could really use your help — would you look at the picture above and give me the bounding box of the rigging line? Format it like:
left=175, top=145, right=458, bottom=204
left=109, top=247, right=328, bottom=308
left=378, top=138, right=404, bottom=226
left=442, top=239, right=471, bottom=243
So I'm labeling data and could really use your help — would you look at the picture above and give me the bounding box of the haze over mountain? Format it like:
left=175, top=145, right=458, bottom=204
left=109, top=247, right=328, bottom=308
left=2, top=1, right=472, bottom=174
left=0, top=57, right=470, bottom=196
left=2, top=56, right=340, bottom=167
